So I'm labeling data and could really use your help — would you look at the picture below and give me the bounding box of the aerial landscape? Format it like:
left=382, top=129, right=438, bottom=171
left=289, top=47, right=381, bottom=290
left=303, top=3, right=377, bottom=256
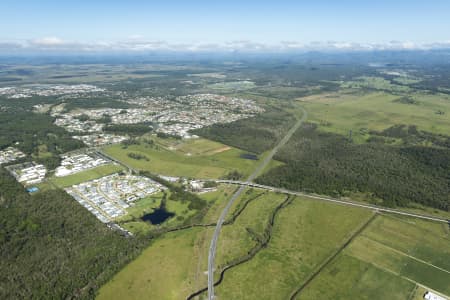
left=0, top=1, right=449, bottom=300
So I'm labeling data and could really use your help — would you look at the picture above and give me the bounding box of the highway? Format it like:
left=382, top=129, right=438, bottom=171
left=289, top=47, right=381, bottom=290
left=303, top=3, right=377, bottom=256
left=207, top=109, right=308, bottom=300
left=213, top=180, right=449, bottom=224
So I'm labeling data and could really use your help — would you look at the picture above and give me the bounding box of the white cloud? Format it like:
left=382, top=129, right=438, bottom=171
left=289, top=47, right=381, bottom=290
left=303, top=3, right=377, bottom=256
left=31, top=37, right=66, bottom=46
left=1, top=37, right=450, bottom=53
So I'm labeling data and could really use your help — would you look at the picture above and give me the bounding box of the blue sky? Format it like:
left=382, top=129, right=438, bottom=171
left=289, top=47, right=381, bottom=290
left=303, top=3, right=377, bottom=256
left=1, top=0, right=450, bottom=52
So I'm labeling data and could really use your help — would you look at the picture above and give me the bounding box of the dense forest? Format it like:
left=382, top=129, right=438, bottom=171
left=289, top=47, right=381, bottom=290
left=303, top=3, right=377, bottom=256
left=257, top=123, right=450, bottom=210
left=192, top=108, right=296, bottom=154
left=0, top=112, right=84, bottom=169
left=0, top=168, right=147, bottom=299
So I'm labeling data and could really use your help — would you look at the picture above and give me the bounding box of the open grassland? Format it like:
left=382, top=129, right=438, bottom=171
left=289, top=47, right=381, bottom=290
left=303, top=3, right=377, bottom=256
left=299, top=91, right=450, bottom=142
left=345, top=215, right=450, bottom=296
left=118, top=185, right=237, bottom=235
left=296, top=254, right=415, bottom=300
left=298, top=214, right=450, bottom=299
left=103, top=138, right=280, bottom=179
left=117, top=194, right=199, bottom=235
left=215, top=191, right=287, bottom=270
left=215, top=197, right=373, bottom=299
left=199, top=184, right=239, bottom=224
left=97, top=227, right=213, bottom=300
left=48, top=164, right=124, bottom=188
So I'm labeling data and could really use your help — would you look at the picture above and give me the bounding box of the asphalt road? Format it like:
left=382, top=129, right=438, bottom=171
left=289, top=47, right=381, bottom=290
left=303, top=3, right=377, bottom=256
left=207, top=108, right=308, bottom=300
left=214, top=180, right=449, bottom=224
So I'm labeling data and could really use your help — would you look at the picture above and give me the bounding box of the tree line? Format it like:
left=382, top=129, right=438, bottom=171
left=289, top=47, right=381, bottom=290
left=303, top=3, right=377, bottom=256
left=257, top=123, right=449, bottom=211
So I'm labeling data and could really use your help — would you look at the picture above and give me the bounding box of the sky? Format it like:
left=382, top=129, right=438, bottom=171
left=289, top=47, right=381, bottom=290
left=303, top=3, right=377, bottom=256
left=1, top=0, right=450, bottom=53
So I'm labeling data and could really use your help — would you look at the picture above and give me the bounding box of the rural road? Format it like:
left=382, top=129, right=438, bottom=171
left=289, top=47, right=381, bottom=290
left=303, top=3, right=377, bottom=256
left=207, top=108, right=308, bottom=300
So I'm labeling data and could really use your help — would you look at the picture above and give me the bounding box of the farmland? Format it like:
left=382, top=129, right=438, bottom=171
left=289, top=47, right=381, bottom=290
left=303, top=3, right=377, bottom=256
left=296, top=214, right=450, bottom=299
left=299, top=89, right=450, bottom=143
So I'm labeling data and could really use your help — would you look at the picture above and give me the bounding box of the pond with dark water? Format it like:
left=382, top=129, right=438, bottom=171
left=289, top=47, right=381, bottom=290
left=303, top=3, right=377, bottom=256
left=141, top=208, right=175, bottom=225
left=240, top=153, right=259, bottom=160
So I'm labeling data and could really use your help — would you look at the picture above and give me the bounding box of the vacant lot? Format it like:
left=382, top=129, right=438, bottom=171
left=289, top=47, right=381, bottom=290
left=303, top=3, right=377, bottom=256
left=48, top=164, right=124, bottom=188
left=103, top=139, right=279, bottom=179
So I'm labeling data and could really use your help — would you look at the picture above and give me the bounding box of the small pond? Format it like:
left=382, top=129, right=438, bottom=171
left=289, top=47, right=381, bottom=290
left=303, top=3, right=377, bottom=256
left=240, top=153, right=259, bottom=160
left=141, top=208, right=175, bottom=225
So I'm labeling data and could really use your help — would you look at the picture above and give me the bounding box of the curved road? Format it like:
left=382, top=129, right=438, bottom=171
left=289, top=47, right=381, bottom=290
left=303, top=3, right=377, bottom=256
left=207, top=108, right=308, bottom=299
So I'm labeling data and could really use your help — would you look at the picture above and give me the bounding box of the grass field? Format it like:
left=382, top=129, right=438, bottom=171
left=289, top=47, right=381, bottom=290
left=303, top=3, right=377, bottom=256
left=199, top=184, right=239, bottom=224
left=215, top=191, right=287, bottom=270
left=299, top=90, right=450, bottom=142
left=215, top=197, right=373, bottom=299
left=345, top=215, right=450, bottom=295
left=115, top=192, right=200, bottom=235
left=97, top=227, right=213, bottom=300
left=117, top=184, right=238, bottom=235
left=47, top=163, right=124, bottom=188
left=296, top=254, right=416, bottom=299
left=295, top=214, right=450, bottom=299
left=103, top=138, right=281, bottom=179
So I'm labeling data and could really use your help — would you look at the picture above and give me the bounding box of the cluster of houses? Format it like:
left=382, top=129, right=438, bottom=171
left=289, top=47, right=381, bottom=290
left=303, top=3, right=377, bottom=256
left=72, top=134, right=128, bottom=147
left=0, top=84, right=105, bottom=99
left=49, top=92, right=264, bottom=140
left=54, top=114, right=104, bottom=133
left=0, top=147, right=26, bottom=165
left=55, top=153, right=109, bottom=177
left=65, top=173, right=166, bottom=223
left=6, top=162, right=47, bottom=185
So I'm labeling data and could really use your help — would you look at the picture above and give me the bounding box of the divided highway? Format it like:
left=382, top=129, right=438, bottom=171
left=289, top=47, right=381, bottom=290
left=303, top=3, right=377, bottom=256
left=207, top=108, right=308, bottom=300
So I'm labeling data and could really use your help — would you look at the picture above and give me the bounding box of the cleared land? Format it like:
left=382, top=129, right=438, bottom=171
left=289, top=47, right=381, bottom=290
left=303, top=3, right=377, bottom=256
left=215, top=191, right=287, bottom=270
left=295, top=214, right=450, bottom=299
left=214, top=197, right=373, bottom=299
left=299, top=89, right=450, bottom=142
left=47, top=164, right=124, bottom=188
left=103, top=138, right=281, bottom=179
left=96, top=189, right=284, bottom=299
left=97, top=227, right=213, bottom=300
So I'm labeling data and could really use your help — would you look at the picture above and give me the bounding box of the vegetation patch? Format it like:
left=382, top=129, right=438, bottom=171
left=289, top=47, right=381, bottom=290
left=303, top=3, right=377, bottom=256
left=214, top=197, right=372, bottom=299
left=192, top=108, right=297, bottom=154
left=0, top=168, right=146, bottom=300
left=257, top=123, right=450, bottom=210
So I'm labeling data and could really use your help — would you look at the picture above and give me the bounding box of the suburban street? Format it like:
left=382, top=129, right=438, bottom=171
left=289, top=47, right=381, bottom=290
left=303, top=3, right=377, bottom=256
left=207, top=108, right=308, bottom=300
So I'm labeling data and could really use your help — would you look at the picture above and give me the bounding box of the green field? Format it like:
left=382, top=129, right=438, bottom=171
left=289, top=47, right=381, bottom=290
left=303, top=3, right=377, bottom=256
left=296, top=254, right=415, bottom=300
left=199, top=184, right=239, bottom=224
left=47, top=164, right=124, bottom=188
left=96, top=188, right=285, bottom=299
left=115, top=193, right=195, bottom=235
left=215, top=197, right=373, bottom=299
left=216, top=191, right=287, bottom=269
left=97, top=227, right=213, bottom=300
left=345, top=215, right=450, bottom=295
left=103, top=138, right=281, bottom=179
left=299, top=90, right=450, bottom=142
left=294, top=214, right=450, bottom=299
